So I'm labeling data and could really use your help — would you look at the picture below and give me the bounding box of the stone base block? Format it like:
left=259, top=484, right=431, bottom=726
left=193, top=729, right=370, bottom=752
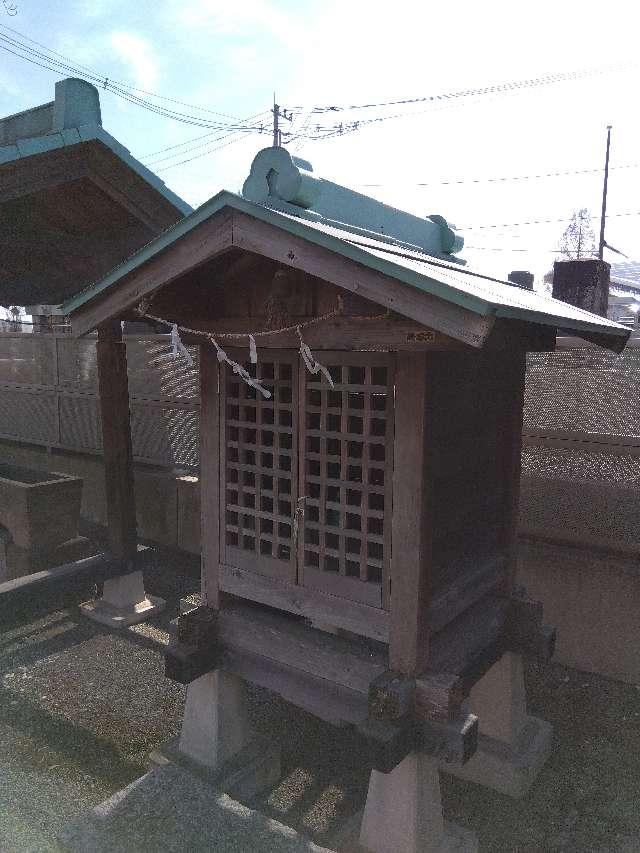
left=339, top=820, right=477, bottom=853
left=57, top=764, right=331, bottom=853
left=441, top=715, right=553, bottom=798
left=79, top=594, right=165, bottom=628
left=150, top=731, right=281, bottom=802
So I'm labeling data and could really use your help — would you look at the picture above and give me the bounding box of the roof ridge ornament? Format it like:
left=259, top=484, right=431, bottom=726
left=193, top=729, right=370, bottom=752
left=242, top=147, right=465, bottom=260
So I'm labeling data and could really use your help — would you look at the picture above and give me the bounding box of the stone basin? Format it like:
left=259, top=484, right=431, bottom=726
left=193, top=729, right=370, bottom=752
left=0, top=463, right=83, bottom=550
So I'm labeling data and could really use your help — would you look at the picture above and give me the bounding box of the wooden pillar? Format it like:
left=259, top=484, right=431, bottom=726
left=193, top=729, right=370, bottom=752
left=96, top=321, right=137, bottom=562
left=389, top=352, right=431, bottom=675
left=199, top=344, right=221, bottom=608
left=498, top=352, right=527, bottom=592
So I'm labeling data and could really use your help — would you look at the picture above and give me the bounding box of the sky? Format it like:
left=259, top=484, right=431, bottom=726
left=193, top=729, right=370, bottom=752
left=1, top=0, right=640, bottom=287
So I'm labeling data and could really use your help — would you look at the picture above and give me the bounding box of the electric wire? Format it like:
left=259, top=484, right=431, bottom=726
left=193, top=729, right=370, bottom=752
left=153, top=131, right=253, bottom=172
left=462, top=210, right=640, bottom=231
left=0, top=30, right=265, bottom=131
left=355, top=162, right=640, bottom=188
left=0, top=22, right=242, bottom=119
left=141, top=110, right=271, bottom=160
left=292, top=64, right=632, bottom=113
left=3, top=24, right=628, bottom=141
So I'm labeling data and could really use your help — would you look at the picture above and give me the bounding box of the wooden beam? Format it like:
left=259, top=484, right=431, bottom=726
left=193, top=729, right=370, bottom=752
left=87, top=145, right=185, bottom=233
left=222, top=647, right=369, bottom=725
left=70, top=210, right=234, bottom=336
left=180, top=317, right=467, bottom=351
left=199, top=344, right=221, bottom=608
left=497, top=352, right=527, bottom=592
left=231, top=212, right=494, bottom=347
left=219, top=563, right=390, bottom=642
left=0, top=151, right=89, bottom=203
left=389, top=352, right=431, bottom=675
left=90, top=173, right=164, bottom=235
left=217, top=600, right=387, bottom=694
left=96, top=321, right=137, bottom=561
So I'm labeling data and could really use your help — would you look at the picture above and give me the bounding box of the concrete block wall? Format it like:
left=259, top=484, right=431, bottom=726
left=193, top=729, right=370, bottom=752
left=0, top=439, right=201, bottom=555
left=517, top=539, right=640, bottom=685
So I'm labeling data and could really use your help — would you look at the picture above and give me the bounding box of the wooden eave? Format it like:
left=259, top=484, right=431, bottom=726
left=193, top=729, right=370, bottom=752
left=0, top=138, right=189, bottom=307
left=68, top=207, right=493, bottom=346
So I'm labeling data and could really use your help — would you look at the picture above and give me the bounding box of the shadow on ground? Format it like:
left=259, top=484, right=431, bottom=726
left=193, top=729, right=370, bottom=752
left=0, top=549, right=638, bottom=852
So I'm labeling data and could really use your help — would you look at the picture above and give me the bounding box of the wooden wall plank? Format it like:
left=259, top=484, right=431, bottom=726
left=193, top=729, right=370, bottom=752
left=199, top=343, right=221, bottom=608
left=389, top=352, right=431, bottom=674
left=96, top=321, right=137, bottom=561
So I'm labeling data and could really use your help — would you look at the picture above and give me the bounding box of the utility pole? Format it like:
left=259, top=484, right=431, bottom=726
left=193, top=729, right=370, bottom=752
left=272, top=94, right=280, bottom=147
left=271, top=95, right=293, bottom=147
left=598, top=125, right=612, bottom=260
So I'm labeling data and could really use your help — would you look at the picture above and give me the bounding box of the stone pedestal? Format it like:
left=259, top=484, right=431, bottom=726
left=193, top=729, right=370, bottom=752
left=179, top=670, right=249, bottom=769
left=441, top=653, right=553, bottom=798
left=358, top=752, right=477, bottom=853
left=173, top=669, right=280, bottom=800
left=80, top=569, right=165, bottom=628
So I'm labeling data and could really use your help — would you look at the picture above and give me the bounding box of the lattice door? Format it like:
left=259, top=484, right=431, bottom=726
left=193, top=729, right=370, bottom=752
left=298, top=353, right=395, bottom=608
left=222, top=352, right=298, bottom=582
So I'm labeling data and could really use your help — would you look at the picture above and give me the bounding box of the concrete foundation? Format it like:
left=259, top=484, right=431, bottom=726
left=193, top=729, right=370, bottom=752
left=179, top=670, right=250, bottom=769
left=79, top=569, right=165, bottom=628
left=175, top=669, right=280, bottom=801
left=441, top=653, right=553, bottom=798
left=358, top=752, right=477, bottom=853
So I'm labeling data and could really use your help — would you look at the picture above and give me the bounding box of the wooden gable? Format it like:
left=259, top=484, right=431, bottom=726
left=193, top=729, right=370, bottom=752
left=69, top=208, right=492, bottom=347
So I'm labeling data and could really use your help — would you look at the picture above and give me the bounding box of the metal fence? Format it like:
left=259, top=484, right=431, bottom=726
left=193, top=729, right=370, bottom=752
left=0, top=333, right=200, bottom=468
left=0, top=331, right=637, bottom=552
left=521, top=334, right=640, bottom=552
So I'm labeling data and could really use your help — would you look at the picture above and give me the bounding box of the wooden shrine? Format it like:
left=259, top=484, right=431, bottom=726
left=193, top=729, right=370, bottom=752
left=65, top=148, right=629, bottom=852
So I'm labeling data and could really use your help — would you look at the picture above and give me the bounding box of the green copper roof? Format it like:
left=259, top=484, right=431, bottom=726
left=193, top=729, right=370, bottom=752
left=62, top=188, right=629, bottom=350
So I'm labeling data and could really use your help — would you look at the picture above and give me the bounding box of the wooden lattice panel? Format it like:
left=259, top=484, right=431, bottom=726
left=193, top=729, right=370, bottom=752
left=222, top=353, right=298, bottom=582
left=299, top=353, right=394, bottom=608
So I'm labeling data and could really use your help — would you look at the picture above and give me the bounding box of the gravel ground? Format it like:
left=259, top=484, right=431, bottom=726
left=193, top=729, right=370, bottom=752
left=0, top=553, right=639, bottom=852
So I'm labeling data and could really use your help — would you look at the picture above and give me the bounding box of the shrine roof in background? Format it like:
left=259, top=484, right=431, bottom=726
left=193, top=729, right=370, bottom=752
left=0, top=78, right=191, bottom=309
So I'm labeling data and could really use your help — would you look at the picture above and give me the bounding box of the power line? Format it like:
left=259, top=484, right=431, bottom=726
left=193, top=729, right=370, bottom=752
left=291, top=64, right=631, bottom=113
left=0, top=29, right=265, bottom=131
left=141, top=111, right=271, bottom=160
left=143, top=112, right=271, bottom=166
left=462, top=210, right=640, bottom=231
left=0, top=22, right=243, bottom=120
left=355, top=162, right=640, bottom=189
left=465, top=245, right=564, bottom=253
left=153, top=131, right=253, bottom=172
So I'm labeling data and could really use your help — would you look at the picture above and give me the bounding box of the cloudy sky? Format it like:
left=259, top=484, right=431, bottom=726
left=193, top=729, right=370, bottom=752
left=1, top=0, right=639, bottom=284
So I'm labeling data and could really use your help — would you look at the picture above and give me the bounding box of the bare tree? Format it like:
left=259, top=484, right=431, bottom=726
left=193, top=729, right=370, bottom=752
left=4, top=306, right=23, bottom=325
left=559, top=209, right=597, bottom=259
